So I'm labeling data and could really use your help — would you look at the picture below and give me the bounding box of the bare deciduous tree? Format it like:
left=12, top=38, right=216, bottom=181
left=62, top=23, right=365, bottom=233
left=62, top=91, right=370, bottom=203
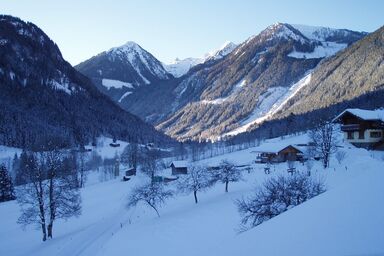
left=127, top=182, right=173, bottom=217
left=45, top=150, right=81, bottom=238
left=17, top=151, right=81, bottom=241
left=17, top=152, right=47, bottom=241
left=213, top=160, right=242, bottom=193
left=309, top=122, right=338, bottom=169
left=177, top=165, right=213, bottom=204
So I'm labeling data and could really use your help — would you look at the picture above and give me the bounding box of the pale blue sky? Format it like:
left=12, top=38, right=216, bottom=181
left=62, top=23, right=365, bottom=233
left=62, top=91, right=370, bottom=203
left=1, top=0, right=383, bottom=65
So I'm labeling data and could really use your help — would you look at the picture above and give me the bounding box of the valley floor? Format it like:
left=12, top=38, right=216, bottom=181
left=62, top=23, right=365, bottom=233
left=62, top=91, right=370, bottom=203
left=0, top=134, right=384, bottom=256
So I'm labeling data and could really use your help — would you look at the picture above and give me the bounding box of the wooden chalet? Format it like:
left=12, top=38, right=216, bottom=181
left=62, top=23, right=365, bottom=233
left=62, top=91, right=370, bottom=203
left=169, top=161, right=188, bottom=175
left=255, top=145, right=304, bottom=163
left=333, top=108, right=384, bottom=149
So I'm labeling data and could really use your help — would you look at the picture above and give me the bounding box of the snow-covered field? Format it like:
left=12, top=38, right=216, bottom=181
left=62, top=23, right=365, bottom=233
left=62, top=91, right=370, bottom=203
left=1, top=134, right=384, bottom=256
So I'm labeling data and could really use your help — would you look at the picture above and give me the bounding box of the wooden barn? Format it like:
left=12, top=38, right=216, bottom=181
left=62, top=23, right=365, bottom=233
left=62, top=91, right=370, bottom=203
left=333, top=108, right=384, bottom=149
left=169, top=161, right=188, bottom=175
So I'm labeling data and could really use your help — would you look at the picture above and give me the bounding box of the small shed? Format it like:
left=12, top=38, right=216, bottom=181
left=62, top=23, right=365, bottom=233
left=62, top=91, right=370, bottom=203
left=125, top=167, right=136, bottom=177
left=169, top=161, right=188, bottom=175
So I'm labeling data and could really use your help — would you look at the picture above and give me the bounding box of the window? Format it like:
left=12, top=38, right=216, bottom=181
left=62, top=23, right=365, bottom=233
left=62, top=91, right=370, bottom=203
left=358, top=130, right=365, bottom=139
left=347, top=131, right=354, bottom=139
left=370, top=131, right=382, bottom=138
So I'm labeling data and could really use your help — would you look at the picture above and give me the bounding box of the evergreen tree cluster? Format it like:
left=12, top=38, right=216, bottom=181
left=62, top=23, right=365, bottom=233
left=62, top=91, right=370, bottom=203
left=0, top=164, right=15, bottom=202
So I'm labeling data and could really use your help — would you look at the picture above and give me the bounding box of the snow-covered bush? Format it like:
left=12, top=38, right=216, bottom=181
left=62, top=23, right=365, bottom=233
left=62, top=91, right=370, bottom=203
left=236, top=173, right=325, bottom=231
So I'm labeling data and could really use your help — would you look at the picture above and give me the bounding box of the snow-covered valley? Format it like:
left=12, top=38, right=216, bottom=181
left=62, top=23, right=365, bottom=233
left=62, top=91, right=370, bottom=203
left=1, top=134, right=384, bottom=256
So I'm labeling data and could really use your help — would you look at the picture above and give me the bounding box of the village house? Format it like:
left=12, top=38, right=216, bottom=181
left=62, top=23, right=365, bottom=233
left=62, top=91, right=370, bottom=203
left=255, top=144, right=304, bottom=163
left=333, top=108, right=384, bottom=149
left=169, top=161, right=188, bottom=175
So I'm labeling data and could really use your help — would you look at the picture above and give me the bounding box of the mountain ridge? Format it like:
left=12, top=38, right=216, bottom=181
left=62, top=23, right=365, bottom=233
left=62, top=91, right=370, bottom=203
left=155, top=23, right=367, bottom=141
left=0, top=15, right=172, bottom=149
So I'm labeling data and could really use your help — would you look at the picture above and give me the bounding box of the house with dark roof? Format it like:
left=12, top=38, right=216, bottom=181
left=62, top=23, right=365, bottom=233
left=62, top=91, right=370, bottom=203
left=332, top=108, right=384, bottom=149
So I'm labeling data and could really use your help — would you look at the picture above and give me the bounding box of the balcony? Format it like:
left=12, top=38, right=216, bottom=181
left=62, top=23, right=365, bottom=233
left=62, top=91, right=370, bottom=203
left=341, top=124, right=360, bottom=131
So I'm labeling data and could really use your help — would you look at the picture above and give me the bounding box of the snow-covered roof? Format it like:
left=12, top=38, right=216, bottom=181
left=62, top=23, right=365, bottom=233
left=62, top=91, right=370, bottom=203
left=333, top=108, right=384, bottom=122
left=252, top=144, right=303, bottom=154
left=170, top=161, right=188, bottom=168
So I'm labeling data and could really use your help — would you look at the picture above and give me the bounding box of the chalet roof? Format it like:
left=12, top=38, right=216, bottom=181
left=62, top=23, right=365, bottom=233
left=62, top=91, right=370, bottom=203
left=333, top=108, right=384, bottom=123
left=169, top=160, right=188, bottom=168
left=253, top=144, right=304, bottom=154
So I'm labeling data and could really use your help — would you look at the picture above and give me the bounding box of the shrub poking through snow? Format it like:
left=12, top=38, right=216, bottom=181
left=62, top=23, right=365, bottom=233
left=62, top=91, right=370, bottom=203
left=127, top=182, right=173, bottom=217
left=236, top=173, right=325, bottom=231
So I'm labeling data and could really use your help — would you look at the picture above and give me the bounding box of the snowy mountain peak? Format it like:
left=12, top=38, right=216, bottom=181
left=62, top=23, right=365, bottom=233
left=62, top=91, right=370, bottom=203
left=104, top=41, right=170, bottom=82
left=107, top=41, right=146, bottom=60
left=108, top=41, right=145, bottom=55
left=204, top=41, right=237, bottom=62
left=163, top=41, right=237, bottom=78
left=291, top=24, right=368, bottom=43
left=163, top=57, right=204, bottom=78
left=260, top=23, right=309, bottom=44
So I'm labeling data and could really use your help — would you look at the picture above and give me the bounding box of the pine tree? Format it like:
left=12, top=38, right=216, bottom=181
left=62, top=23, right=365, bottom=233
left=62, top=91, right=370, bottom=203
left=0, top=164, right=16, bottom=202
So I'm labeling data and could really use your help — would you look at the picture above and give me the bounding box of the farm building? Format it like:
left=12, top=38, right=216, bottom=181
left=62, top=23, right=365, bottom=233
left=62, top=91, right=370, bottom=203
left=333, top=108, right=384, bottom=149
left=169, top=161, right=188, bottom=175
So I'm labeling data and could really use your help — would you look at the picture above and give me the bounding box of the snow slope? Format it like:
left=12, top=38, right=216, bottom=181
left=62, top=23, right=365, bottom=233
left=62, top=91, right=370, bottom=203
left=101, top=79, right=133, bottom=90
left=219, top=166, right=384, bottom=256
left=1, top=133, right=384, bottom=256
left=288, top=42, right=347, bottom=59
left=287, top=24, right=352, bottom=59
left=224, top=72, right=312, bottom=137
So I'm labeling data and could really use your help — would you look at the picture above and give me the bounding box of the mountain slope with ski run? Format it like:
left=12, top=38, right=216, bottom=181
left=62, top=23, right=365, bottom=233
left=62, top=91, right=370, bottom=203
left=157, top=23, right=366, bottom=141
left=1, top=132, right=384, bottom=256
